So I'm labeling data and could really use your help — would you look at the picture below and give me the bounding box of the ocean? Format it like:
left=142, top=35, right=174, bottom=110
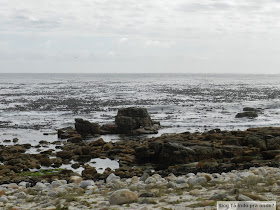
left=1, top=73, right=280, bottom=146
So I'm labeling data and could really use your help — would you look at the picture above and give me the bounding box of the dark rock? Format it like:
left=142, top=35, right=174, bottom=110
left=152, top=142, right=196, bottom=166
left=71, top=163, right=80, bottom=169
left=82, top=165, right=97, bottom=180
left=89, top=138, right=106, bottom=146
left=243, top=107, right=261, bottom=112
left=40, top=156, right=52, bottom=167
left=262, top=150, right=280, bottom=159
left=75, top=118, right=101, bottom=136
left=58, top=127, right=76, bottom=139
left=266, top=137, right=280, bottom=150
left=67, top=135, right=83, bottom=143
left=115, top=107, right=153, bottom=134
left=22, top=144, right=32, bottom=149
left=39, top=140, right=49, bottom=145
left=235, top=112, right=258, bottom=118
left=101, top=124, right=119, bottom=134
left=56, top=151, right=73, bottom=160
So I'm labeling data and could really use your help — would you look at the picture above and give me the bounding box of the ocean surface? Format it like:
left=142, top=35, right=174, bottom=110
left=1, top=73, right=280, bottom=148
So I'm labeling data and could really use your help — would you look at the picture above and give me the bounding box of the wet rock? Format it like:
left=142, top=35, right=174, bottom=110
left=12, top=138, right=19, bottom=143
left=109, top=189, right=138, bottom=205
left=151, top=141, right=196, bottom=166
left=40, top=156, right=52, bottom=167
left=56, top=151, right=73, bottom=160
left=89, top=138, right=105, bottom=146
left=75, top=118, right=102, bottom=136
left=235, top=112, right=258, bottom=118
left=71, top=163, right=80, bottom=169
left=243, top=107, right=261, bottom=112
left=101, top=124, right=119, bottom=134
left=67, top=135, right=83, bottom=143
left=58, top=127, right=77, bottom=139
left=115, top=107, right=153, bottom=134
left=81, top=165, right=97, bottom=180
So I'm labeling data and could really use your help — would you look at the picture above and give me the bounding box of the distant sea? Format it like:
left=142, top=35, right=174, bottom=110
left=1, top=73, right=280, bottom=145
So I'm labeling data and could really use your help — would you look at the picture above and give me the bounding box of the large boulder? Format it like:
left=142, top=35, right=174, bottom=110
left=115, top=107, right=153, bottom=134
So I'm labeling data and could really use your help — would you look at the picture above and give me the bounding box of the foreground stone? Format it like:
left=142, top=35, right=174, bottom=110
left=109, top=189, right=138, bottom=205
left=0, top=166, right=279, bottom=209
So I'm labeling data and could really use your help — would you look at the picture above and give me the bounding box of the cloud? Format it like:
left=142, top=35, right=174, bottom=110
left=1, top=0, right=280, bottom=73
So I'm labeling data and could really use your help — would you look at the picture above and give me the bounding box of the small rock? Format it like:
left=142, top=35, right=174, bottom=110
left=210, top=193, right=224, bottom=200
left=51, top=181, right=63, bottom=188
left=70, top=176, right=83, bottom=184
left=131, top=176, right=139, bottom=184
left=196, top=177, right=208, bottom=185
left=237, top=194, right=254, bottom=201
left=242, top=192, right=268, bottom=201
left=140, top=192, right=155, bottom=197
left=189, top=189, right=200, bottom=196
left=0, top=196, right=8, bottom=203
left=145, top=177, right=156, bottom=184
left=35, top=182, right=48, bottom=190
left=48, top=191, right=58, bottom=197
left=106, top=173, right=120, bottom=183
left=17, top=192, right=27, bottom=199
left=79, top=180, right=95, bottom=189
left=109, top=189, right=138, bottom=205
left=8, top=183, right=18, bottom=189
left=140, top=172, right=149, bottom=182
left=176, top=177, right=188, bottom=184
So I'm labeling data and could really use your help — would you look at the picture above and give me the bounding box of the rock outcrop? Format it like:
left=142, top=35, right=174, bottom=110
left=115, top=107, right=158, bottom=134
left=69, top=107, right=160, bottom=137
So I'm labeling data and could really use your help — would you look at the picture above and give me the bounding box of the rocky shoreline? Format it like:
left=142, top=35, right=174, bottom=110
left=1, top=107, right=280, bottom=209
left=0, top=166, right=280, bottom=209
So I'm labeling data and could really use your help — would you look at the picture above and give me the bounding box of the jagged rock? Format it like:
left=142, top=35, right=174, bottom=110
left=115, top=107, right=153, bottom=134
left=235, top=112, right=258, bottom=118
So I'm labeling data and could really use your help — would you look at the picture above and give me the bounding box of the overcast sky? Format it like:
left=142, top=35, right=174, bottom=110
left=1, top=0, right=280, bottom=73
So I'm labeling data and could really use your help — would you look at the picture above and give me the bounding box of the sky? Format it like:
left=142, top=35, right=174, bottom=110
left=1, top=0, right=280, bottom=73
